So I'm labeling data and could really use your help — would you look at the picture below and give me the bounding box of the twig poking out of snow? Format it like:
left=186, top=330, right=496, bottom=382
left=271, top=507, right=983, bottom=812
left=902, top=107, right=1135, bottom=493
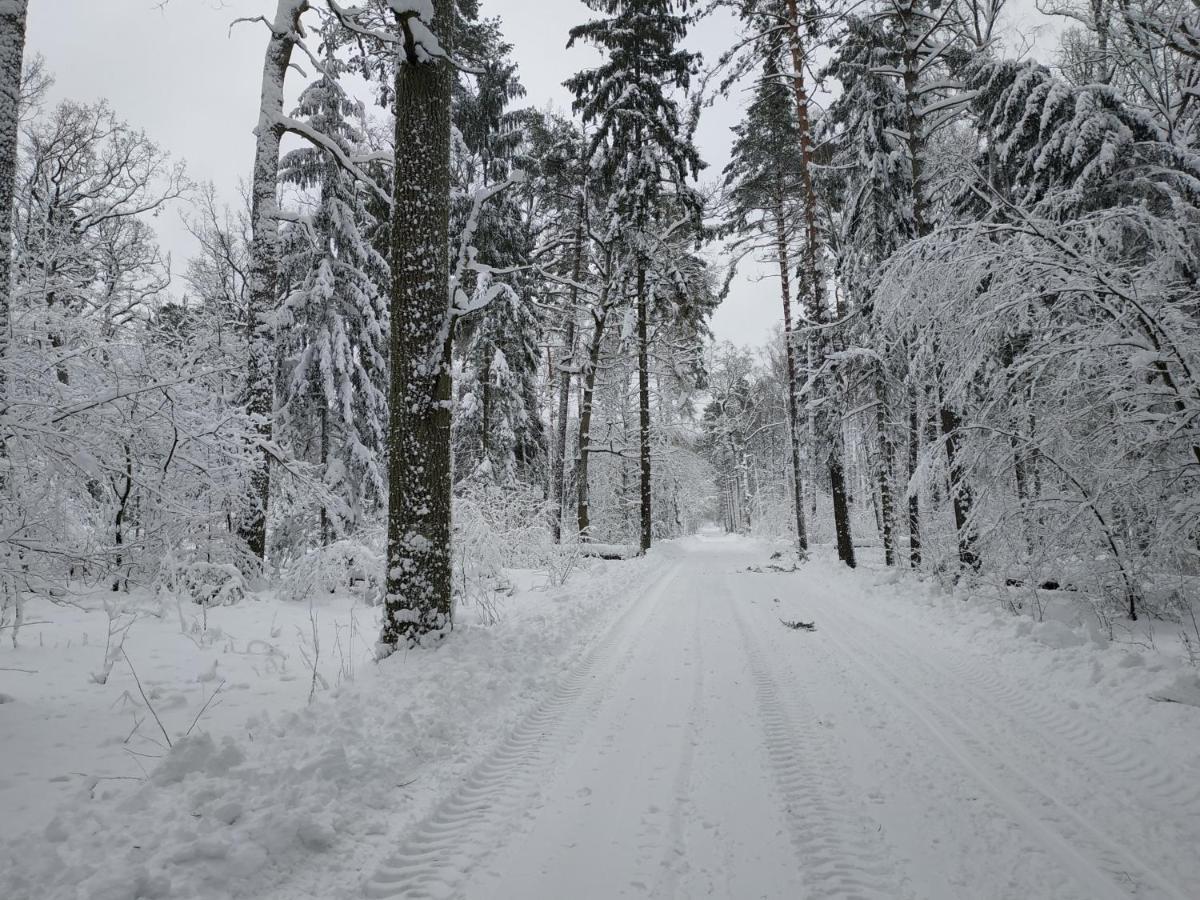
left=121, top=648, right=172, bottom=748
left=186, top=680, right=226, bottom=738
left=780, top=619, right=816, bottom=632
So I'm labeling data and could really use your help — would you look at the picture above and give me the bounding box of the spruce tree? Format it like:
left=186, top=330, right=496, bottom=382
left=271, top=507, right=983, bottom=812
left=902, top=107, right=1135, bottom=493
left=724, top=51, right=809, bottom=554
left=567, top=0, right=704, bottom=553
left=277, top=54, right=389, bottom=543
left=822, top=16, right=914, bottom=566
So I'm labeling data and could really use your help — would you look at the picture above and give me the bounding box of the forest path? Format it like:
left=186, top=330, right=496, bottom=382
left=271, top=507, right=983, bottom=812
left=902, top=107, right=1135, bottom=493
left=363, top=534, right=1200, bottom=900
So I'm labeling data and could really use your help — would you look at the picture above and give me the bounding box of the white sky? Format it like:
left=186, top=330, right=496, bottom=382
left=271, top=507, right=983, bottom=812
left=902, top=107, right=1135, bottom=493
left=24, top=0, right=1057, bottom=349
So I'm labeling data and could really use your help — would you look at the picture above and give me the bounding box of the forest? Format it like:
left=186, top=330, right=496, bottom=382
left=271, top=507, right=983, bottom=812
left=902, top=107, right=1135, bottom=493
left=2, top=0, right=1196, bottom=653
left=2, top=1, right=1200, bottom=897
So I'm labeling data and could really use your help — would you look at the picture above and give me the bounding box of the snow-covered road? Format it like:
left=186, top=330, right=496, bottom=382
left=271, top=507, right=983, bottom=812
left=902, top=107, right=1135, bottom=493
left=364, top=534, right=1200, bottom=900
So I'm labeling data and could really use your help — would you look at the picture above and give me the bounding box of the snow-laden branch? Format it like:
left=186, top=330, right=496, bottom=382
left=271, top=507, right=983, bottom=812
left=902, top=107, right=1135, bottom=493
left=276, top=114, right=391, bottom=207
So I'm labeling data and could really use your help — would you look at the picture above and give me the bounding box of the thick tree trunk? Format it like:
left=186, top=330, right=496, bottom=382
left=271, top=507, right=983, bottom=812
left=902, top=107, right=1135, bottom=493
left=830, top=454, right=855, bottom=563
left=319, top=399, right=330, bottom=546
left=551, top=314, right=574, bottom=540
left=636, top=264, right=652, bottom=553
left=480, top=354, right=492, bottom=470
left=907, top=385, right=922, bottom=568
left=0, top=0, right=24, bottom=484
left=111, top=444, right=133, bottom=593
left=773, top=202, right=808, bottom=553
left=551, top=209, right=584, bottom=542
left=576, top=300, right=608, bottom=540
left=240, top=0, right=309, bottom=563
left=939, top=402, right=980, bottom=570
left=874, top=372, right=897, bottom=566
left=380, top=0, right=455, bottom=651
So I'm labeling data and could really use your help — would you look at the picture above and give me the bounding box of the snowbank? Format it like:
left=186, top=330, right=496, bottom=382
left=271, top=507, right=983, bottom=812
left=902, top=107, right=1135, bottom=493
left=1, top=550, right=669, bottom=900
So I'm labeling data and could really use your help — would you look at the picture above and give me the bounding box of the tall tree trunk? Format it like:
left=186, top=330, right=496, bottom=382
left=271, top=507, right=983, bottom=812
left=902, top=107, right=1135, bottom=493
left=907, top=386, right=922, bottom=568
left=111, top=444, right=133, bottom=593
left=480, top=353, right=492, bottom=471
left=319, top=399, right=330, bottom=546
left=636, top=264, right=652, bottom=553
left=0, top=0, right=25, bottom=485
left=939, top=400, right=980, bottom=570
left=773, top=201, right=808, bottom=553
left=380, top=0, right=455, bottom=651
left=577, top=299, right=608, bottom=541
left=240, top=0, right=310, bottom=563
left=874, top=370, right=897, bottom=566
left=785, top=0, right=854, bottom=565
left=829, top=453, right=855, bottom=566
left=551, top=207, right=584, bottom=542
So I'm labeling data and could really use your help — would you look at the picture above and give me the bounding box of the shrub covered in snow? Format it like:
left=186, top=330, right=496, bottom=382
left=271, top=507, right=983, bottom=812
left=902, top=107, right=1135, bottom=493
left=156, top=557, right=247, bottom=607
left=277, top=538, right=385, bottom=606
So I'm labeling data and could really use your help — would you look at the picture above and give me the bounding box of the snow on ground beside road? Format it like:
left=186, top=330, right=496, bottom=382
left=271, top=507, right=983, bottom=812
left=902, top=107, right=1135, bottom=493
left=0, top=550, right=669, bottom=900
left=3, top=533, right=1200, bottom=900
left=0, top=586, right=371, bottom=845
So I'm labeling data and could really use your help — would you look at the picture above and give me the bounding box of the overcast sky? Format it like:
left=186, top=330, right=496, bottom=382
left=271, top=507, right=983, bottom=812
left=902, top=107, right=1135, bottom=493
left=24, top=0, right=1056, bottom=349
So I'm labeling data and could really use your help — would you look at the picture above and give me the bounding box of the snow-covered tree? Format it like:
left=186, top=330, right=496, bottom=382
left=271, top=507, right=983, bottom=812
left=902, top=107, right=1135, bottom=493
left=0, top=0, right=26, bottom=486
left=567, top=0, right=705, bottom=552
left=277, top=52, right=390, bottom=545
left=723, top=49, right=810, bottom=552
left=241, top=0, right=313, bottom=564
left=379, top=0, right=458, bottom=651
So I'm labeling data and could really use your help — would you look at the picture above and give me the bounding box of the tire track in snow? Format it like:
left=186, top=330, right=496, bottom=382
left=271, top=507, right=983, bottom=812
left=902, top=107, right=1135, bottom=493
left=729, top=582, right=906, bottom=900
left=815, top=603, right=1193, bottom=900
left=831, top=589, right=1200, bottom=821
left=361, top=561, right=682, bottom=900
left=648, top=588, right=703, bottom=899
left=942, top=645, right=1200, bottom=811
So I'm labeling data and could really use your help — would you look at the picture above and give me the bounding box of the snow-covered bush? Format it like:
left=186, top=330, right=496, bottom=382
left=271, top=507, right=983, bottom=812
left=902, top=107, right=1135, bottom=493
left=277, top=537, right=385, bottom=606
left=156, top=556, right=247, bottom=607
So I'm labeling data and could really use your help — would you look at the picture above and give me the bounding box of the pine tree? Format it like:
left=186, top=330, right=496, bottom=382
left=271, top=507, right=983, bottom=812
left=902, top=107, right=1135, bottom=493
left=277, top=52, right=390, bottom=543
left=567, top=0, right=705, bottom=553
left=449, top=35, right=546, bottom=489
left=889, top=0, right=983, bottom=570
left=822, top=15, right=914, bottom=567
left=723, top=50, right=809, bottom=554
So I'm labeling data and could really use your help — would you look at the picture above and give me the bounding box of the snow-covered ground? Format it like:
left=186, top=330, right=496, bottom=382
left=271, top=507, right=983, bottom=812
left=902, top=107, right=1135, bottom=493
left=3, top=534, right=1200, bottom=899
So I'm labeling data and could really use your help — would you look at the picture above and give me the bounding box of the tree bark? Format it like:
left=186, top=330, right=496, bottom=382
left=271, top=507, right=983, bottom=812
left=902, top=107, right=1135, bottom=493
left=773, top=201, right=808, bottom=553
left=874, top=371, right=897, bottom=566
left=240, top=0, right=310, bottom=563
left=636, top=264, right=652, bottom=553
left=939, top=401, right=980, bottom=570
left=907, top=386, right=922, bottom=568
left=576, top=281, right=609, bottom=540
left=551, top=206, right=584, bottom=542
left=0, top=0, right=26, bottom=485
left=380, top=0, right=455, bottom=651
